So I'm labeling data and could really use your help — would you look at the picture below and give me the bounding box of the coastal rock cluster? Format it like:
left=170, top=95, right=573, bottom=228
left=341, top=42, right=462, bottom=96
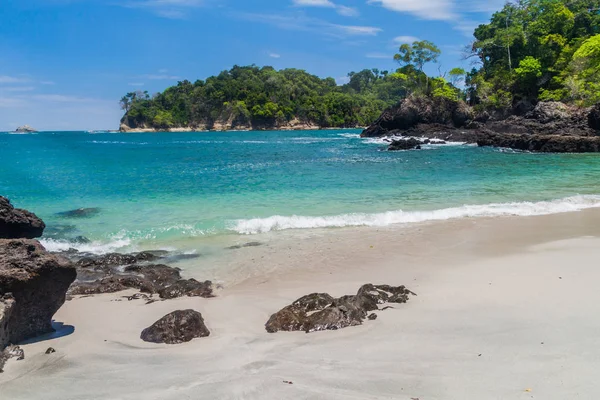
left=65, top=250, right=214, bottom=300
left=362, top=97, right=600, bottom=153
left=265, top=284, right=416, bottom=333
left=0, top=196, right=76, bottom=371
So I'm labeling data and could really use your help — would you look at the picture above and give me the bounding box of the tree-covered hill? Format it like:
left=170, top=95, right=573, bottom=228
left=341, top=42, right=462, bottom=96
left=120, top=66, right=410, bottom=131
left=467, top=0, right=600, bottom=110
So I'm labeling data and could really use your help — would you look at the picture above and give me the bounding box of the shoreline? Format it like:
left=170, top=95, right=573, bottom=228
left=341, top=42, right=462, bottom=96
left=118, top=126, right=365, bottom=133
left=3, top=209, right=600, bottom=398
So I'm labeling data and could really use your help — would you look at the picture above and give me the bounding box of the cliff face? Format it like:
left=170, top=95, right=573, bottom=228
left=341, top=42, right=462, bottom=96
left=362, top=97, right=600, bottom=153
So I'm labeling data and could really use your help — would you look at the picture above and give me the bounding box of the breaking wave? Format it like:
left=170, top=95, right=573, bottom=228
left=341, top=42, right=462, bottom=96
left=39, top=237, right=132, bottom=254
left=230, top=195, right=600, bottom=234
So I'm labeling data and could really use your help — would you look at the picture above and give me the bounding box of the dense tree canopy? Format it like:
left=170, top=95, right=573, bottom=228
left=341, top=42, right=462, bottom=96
left=121, top=65, right=413, bottom=130
left=120, top=0, right=600, bottom=130
left=468, top=0, right=600, bottom=108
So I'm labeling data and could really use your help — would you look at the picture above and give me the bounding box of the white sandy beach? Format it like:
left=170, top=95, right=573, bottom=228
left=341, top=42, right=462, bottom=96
left=2, top=210, right=600, bottom=399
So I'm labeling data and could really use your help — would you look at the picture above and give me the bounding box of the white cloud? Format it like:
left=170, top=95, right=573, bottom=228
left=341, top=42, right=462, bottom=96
left=0, top=97, right=26, bottom=108
left=366, top=52, right=391, bottom=59
left=292, top=0, right=359, bottom=17
left=0, top=94, right=121, bottom=131
left=268, top=53, right=281, bottom=59
left=139, top=74, right=182, bottom=80
left=121, top=0, right=206, bottom=19
left=336, top=5, right=359, bottom=16
left=336, top=76, right=350, bottom=85
left=40, top=81, right=56, bottom=85
left=335, top=25, right=381, bottom=36
left=128, top=82, right=146, bottom=86
left=368, top=0, right=456, bottom=20
left=0, top=76, right=31, bottom=84
left=393, top=35, right=419, bottom=44
left=31, top=94, right=98, bottom=103
left=158, top=68, right=169, bottom=73
left=1, top=86, right=36, bottom=92
left=238, top=13, right=381, bottom=38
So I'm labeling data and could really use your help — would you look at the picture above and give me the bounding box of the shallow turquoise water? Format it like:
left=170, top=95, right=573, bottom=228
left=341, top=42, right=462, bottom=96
left=2, top=129, right=600, bottom=253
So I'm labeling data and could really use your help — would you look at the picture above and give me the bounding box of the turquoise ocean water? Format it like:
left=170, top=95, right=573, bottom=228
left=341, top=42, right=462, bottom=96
left=2, top=129, right=600, bottom=255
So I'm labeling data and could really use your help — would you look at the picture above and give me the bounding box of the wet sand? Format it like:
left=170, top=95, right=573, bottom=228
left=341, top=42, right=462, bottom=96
left=2, top=210, right=600, bottom=399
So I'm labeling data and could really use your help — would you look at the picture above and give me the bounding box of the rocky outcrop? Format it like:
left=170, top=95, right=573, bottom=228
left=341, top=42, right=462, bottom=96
left=477, top=133, right=600, bottom=152
left=15, top=125, right=37, bottom=133
left=362, top=97, right=600, bottom=153
left=140, top=310, right=210, bottom=344
left=361, top=96, right=473, bottom=138
left=265, top=284, right=415, bottom=333
left=0, top=197, right=45, bottom=239
left=67, top=251, right=214, bottom=300
left=0, top=239, right=76, bottom=347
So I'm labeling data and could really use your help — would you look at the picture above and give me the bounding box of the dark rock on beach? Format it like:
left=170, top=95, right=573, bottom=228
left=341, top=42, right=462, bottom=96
left=265, top=284, right=415, bottom=333
left=56, top=208, right=101, bottom=219
left=124, top=264, right=182, bottom=290
left=158, top=279, right=214, bottom=300
left=0, top=197, right=45, bottom=239
left=0, top=239, right=76, bottom=346
left=68, top=251, right=214, bottom=300
left=140, top=309, right=210, bottom=344
left=68, top=275, right=156, bottom=295
left=0, top=345, right=25, bottom=373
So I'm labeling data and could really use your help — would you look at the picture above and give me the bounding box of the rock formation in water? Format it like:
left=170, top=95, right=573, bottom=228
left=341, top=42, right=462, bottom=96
left=0, top=196, right=46, bottom=239
left=15, top=125, right=37, bottom=133
left=362, top=96, right=600, bottom=153
left=140, top=309, right=210, bottom=344
left=265, top=284, right=416, bottom=333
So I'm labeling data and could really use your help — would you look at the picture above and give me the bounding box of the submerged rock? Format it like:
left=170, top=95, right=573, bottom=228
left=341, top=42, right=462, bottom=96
left=140, top=310, right=210, bottom=344
left=265, top=284, right=415, bottom=334
left=0, top=239, right=76, bottom=346
left=388, top=138, right=422, bottom=151
left=0, top=197, right=45, bottom=239
left=226, top=242, right=263, bottom=250
left=76, top=251, right=162, bottom=269
left=56, top=208, right=101, bottom=219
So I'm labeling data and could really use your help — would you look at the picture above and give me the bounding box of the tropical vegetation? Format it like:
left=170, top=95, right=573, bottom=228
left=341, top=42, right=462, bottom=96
left=120, top=0, right=600, bottom=130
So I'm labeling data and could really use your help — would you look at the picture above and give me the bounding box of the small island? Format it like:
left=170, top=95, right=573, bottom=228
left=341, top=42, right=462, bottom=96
left=14, top=125, right=37, bottom=133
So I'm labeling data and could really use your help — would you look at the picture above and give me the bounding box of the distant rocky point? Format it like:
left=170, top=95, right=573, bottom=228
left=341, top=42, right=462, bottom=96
left=362, top=96, right=600, bottom=153
left=15, top=125, right=37, bottom=133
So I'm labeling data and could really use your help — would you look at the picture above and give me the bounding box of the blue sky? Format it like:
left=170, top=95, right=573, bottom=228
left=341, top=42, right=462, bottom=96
left=0, top=0, right=505, bottom=131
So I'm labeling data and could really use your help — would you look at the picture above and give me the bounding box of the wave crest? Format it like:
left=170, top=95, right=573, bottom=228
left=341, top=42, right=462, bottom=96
left=230, top=195, right=600, bottom=234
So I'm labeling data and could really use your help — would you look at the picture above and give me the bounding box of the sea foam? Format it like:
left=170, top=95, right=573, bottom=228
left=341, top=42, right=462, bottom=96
left=230, top=195, right=600, bottom=234
left=39, top=237, right=132, bottom=254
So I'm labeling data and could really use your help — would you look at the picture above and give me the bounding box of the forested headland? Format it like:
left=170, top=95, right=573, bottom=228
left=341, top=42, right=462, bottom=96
left=120, top=0, right=600, bottom=132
